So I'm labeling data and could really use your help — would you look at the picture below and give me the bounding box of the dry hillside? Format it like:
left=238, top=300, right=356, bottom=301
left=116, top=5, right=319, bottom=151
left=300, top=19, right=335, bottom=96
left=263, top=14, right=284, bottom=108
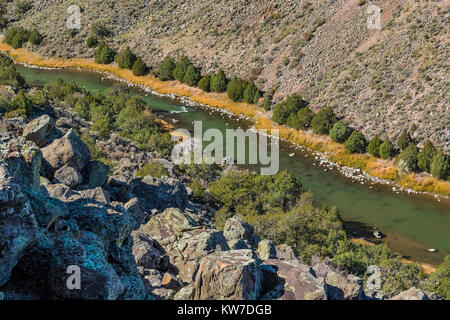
left=4, top=0, right=450, bottom=151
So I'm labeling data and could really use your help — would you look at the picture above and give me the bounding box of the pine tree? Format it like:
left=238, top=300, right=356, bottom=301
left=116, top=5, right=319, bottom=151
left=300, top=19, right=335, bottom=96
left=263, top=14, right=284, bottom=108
left=116, top=46, right=136, bottom=69
left=344, top=131, right=368, bottom=154
left=329, top=121, right=352, bottom=143
left=398, top=144, right=419, bottom=173
left=379, top=139, right=395, bottom=159
left=367, top=135, right=383, bottom=157
left=210, top=69, right=227, bottom=93
left=198, top=74, right=211, bottom=92
left=397, top=129, right=413, bottom=150
left=243, top=83, right=259, bottom=104
left=311, top=107, right=337, bottom=135
left=132, top=58, right=148, bottom=76
left=183, top=65, right=201, bottom=86
left=430, top=150, right=449, bottom=180
left=158, top=56, right=175, bottom=81
left=173, top=56, right=192, bottom=81
left=417, top=141, right=436, bottom=173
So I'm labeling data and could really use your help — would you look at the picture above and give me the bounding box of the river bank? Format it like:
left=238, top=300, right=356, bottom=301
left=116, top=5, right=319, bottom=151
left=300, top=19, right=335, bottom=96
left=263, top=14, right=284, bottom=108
left=1, top=42, right=449, bottom=200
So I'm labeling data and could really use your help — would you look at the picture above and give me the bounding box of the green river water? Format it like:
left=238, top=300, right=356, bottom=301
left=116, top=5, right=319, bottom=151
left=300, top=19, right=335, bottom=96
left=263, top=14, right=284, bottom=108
left=16, top=65, right=450, bottom=265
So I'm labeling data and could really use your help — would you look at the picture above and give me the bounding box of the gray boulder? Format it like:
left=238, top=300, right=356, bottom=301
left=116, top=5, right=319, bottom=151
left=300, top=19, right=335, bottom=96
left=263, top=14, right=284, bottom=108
left=223, top=215, right=254, bottom=242
left=22, top=115, right=56, bottom=147
left=275, top=244, right=298, bottom=260
left=82, top=160, right=109, bottom=189
left=53, top=165, right=83, bottom=188
left=390, top=287, right=430, bottom=300
left=257, top=240, right=277, bottom=260
left=325, top=272, right=363, bottom=300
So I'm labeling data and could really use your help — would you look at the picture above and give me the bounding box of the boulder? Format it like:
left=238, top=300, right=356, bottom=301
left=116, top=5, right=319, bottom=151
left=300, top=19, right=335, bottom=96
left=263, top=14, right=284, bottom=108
left=194, top=250, right=262, bottom=300
left=261, top=259, right=326, bottom=300
left=140, top=207, right=198, bottom=241
left=275, top=244, right=298, bottom=260
left=22, top=115, right=56, bottom=147
left=174, top=283, right=195, bottom=300
left=48, top=231, right=125, bottom=300
left=131, top=231, right=169, bottom=272
left=124, top=197, right=146, bottom=226
left=390, top=287, right=430, bottom=300
left=325, top=272, right=363, bottom=300
left=0, top=117, right=26, bottom=137
left=82, top=160, right=109, bottom=189
left=41, top=128, right=90, bottom=175
left=257, top=240, right=277, bottom=260
left=223, top=215, right=254, bottom=242
left=53, top=164, right=83, bottom=188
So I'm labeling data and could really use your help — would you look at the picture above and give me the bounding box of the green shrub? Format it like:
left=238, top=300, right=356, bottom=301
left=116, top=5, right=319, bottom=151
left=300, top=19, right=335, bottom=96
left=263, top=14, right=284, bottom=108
left=158, top=56, right=175, bottom=81
left=198, top=74, right=211, bottom=92
left=136, top=161, right=169, bottom=178
left=5, top=26, right=30, bottom=49
left=28, top=28, right=43, bottom=45
left=10, top=89, right=33, bottom=117
left=73, top=99, right=91, bottom=120
left=210, top=69, right=227, bottom=93
left=397, top=129, right=413, bottom=150
left=263, top=91, right=273, bottom=110
left=273, top=94, right=308, bottom=125
left=296, top=108, right=314, bottom=129
left=430, top=150, right=449, bottom=180
left=397, top=144, right=419, bottom=173
left=0, top=63, right=26, bottom=88
left=94, top=41, right=116, bottom=64
left=14, top=0, right=33, bottom=15
left=183, top=65, right=201, bottom=86
left=417, top=141, right=436, bottom=173
left=4, top=108, right=27, bottom=118
left=344, top=131, right=368, bottom=154
left=243, top=82, right=260, bottom=104
left=91, top=118, right=112, bottom=139
left=173, top=56, right=192, bottom=82
left=188, top=179, right=206, bottom=203
left=91, top=22, right=110, bottom=38
left=367, top=135, right=383, bottom=157
left=379, top=139, right=395, bottom=159
left=329, top=121, right=352, bottom=143
left=227, top=78, right=248, bottom=102
left=426, top=255, right=450, bottom=299
left=311, top=107, right=337, bottom=135
left=28, top=89, right=46, bottom=107
left=286, top=113, right=301, bottom=129
left=116, top=46, right=136, bottom=69
left=132, top=58, right=148, bottom=76
left=87, top=36, right=98, bottom=48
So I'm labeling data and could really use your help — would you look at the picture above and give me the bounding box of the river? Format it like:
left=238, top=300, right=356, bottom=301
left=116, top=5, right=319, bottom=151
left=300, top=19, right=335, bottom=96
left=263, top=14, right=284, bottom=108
left=15, top=65, right=450, bottom=265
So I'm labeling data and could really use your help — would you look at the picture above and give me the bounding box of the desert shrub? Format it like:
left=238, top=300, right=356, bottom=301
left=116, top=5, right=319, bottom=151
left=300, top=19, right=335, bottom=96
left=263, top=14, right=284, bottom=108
left=28, top=89, right=46, bottom=107
left=210, top=69, right=227, bottom=93
left=425, top=255, right=450, bottom=300
left=0, top=61, right=26, bottom=88
left=91, top=118, right=112, bottom=139
left=330, top=121, right=352, bottom=143
left=87, top=36, right=98, bottom=48
left=136, top=161, right=169, bottom=178
left=243, top=82, right=260, bottom=104
left=28, top=28, right=43, bottom=45
left=198, top=74, right=211, bottom=92
left=227, top=78, right=248, bottom=102
left=14, top=0, right=33, bottom=15
left=417, top=141, right=436, bottom=173
left=286, top=113, right=302, bottom=129
left=367, top=135, right=383, bottom=157
left=91, top=22, right=110, bottom=38
left=344, top=131, right=368, bottom=154
left=273, top=94, right=308, bottom=125
left=296, top=108, right=314, bottom=129
left=157, top=56, right=175, bottom=81
left=430, top=150, right=450, bottom=180
left=311, top=107, right=337, bottom=135
left=173, top=56, right=192, bottom=82
left=147, top=132, right=174, bottom=156
left=73, top=99, right=91, bottom=120
left=94, top=41, right=116, bottom=64
left=183, top=65, right=201, bottom=86
left=263, top=91, right=274, bottom=110
left=132, top=58, right=148, bottom=76
left=10, top=89, right=33, bottom=117
left=116, top=46, right=136, bottom=69
left=379, top=139, right=395, bottom=159
left=188, top=179, right=206, bottom=203
left=397, top=144, right=419, bottom=173
left=397, top=129, right=414, bottom=150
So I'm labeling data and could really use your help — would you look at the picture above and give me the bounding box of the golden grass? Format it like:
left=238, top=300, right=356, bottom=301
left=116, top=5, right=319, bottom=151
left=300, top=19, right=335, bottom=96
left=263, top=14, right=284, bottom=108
left=1, top=41, right=449, bottom=197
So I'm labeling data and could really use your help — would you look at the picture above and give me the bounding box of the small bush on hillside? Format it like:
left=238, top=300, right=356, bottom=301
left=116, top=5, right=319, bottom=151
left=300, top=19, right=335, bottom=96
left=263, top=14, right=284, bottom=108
left=397, top=129, right=414, bottom=150
left=14, top=0, right=33, bottom=16
left=158, top=56, right=175, bottom=81
left=87, top=36, right=98, bottom=48
left=10, top=89, right=33, bottom=117
left=136, top=161, right=169, bottom=178
left=367, top=135, right=383, bottom=157
left=198, top=74, right=211, bottom=92
left=91, top=22, right=110, bottom=38
left=330, top=121, right=352, bottom=143
left=379, top=139, right=395, bottom=159
left=173, top=56, right=192, bottom=82
left=227, top=78, right=248, bottom=102
left=296, top=108, right=314, bottom=129
left=344, top=131, right=368, bottom=154
left=5, top=26, right=30, bottom=49
left=28, top=28, right=43, bottom=45
left=311, top=107, right=337, bottom=135
left=243, top=82, right=260, bottom=104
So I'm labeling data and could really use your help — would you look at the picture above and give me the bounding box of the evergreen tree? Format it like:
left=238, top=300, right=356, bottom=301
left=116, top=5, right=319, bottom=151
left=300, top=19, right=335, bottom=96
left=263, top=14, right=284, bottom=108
left=430, top=150, right=449, bottom=180
left=210, top=69, right=227, bottom=93
left=329, top=121, right=352, bottom=143
left=367, top=135, right=383, bottom=157
left=11, top=89, right=33, bottom=117
left=183, top=65, right=201, bottom=86
left=398, top=144, right=419, bottom=173
left=417, top=141, right=436, bottom=173
left=344, top=131, right=368, bottom=154
left=87, top=36, right=98, bottom=48
left=296, top=108, right=314, bottom=129
left=286, top=113, right=301, bottom=130
left=243, top=83, right=259, bottom=104
left=198, top=74, right=211, bottom=92
left=28, top=28, right=43, bottom=45
left=227, top=78, right=248, bottom=102
left=173, top=56, right=192, bottom=81
left=158, top=56, right=175, bottom=81
left=116, top=46, right=137, bottom=69
left=397, top=129, right=413, bottom=150
left=311, top=107, right=337, bottom=135
left=94, top=42, right=115, bottom=64
left=379, top=139, right=395, bottom=159
left=132, top=58, right=148, bottom=76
